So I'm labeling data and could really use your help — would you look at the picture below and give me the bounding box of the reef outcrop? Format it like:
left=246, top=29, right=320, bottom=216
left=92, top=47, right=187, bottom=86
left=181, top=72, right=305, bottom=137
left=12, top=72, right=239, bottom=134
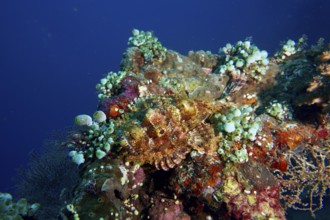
left=60, top=30, right=330, bottom=220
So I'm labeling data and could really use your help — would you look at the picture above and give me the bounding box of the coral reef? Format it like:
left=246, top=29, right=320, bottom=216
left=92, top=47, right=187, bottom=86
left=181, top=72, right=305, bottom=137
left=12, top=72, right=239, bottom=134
left=8, top=30, right=330, bottom=219
left=259, top=37, right=330, bottom=122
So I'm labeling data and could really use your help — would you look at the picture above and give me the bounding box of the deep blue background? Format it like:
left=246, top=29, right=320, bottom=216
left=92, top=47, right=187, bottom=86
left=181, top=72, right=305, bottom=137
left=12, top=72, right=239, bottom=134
left=0, top=0, right=329, bottom=217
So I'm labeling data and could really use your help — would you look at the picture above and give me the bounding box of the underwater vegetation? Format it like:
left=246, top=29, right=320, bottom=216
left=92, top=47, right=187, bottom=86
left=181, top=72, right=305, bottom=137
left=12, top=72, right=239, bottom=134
left=3, top=30, right=330, bottom=219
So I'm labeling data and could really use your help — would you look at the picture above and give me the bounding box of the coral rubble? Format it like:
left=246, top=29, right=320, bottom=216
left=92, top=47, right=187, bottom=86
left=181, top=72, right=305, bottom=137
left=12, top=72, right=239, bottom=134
left=40, top=31, right=330, bottom=219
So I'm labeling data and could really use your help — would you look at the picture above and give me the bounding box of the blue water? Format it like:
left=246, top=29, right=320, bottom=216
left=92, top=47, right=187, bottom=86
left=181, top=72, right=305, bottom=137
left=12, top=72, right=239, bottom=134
left=1, top=0, right=330, bottom=218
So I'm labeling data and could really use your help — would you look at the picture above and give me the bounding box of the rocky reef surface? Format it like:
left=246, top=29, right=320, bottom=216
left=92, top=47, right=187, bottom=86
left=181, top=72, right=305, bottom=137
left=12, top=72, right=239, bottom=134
left=3, top=30, right=330, bottom=220
left=62, top=31, right=330, bottom=220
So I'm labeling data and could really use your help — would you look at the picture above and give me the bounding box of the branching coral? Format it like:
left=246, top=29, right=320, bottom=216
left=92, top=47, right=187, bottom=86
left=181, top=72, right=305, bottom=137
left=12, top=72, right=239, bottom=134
left=275, top=142, right=330, bottom=217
